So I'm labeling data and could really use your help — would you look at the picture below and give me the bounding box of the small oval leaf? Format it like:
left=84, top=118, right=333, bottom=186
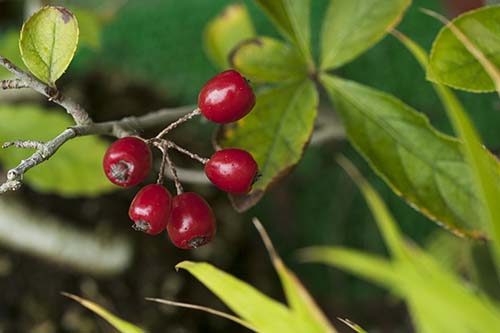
left=19, top=6, right=79, bottom=86
left=230, top=37, right=307, bottom=83
left=429, top=6, right=500, bottom=92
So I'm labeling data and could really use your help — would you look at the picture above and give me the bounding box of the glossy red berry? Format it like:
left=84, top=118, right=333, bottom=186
left=103, top=137, right=152, bottom=187
left=198, top=69, right=255, bottom=124
left=167, top=192, right=216, bottom=249
left=129, top=184, right=172, bottom=235
left=205, top=149, right=258, bottom=194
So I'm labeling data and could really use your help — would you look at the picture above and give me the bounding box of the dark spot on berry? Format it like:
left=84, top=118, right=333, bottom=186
left=187, top=236, right=209, bottom=249
left=55, top=6, right=73, bottom=24
left=110, top=161, right=132, bottom=183
left=132, top=220, right=150, bottom=233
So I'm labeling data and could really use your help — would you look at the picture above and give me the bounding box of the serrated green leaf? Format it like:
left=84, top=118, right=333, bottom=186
left=176, top=261, right=321, bottom=333
left=63, top=293, right=145, bottom=333
left=255, top=0, right=313, bottom=67
left=0, top=30, right=25, bottom=79
left=320, top=0, right=410, bottom=70
left=429, top=6, right=500, bottom=93
left=217, top=80, right=318, bottom=210
left=203, top=4, right=256, bottom=69
left=230, top=37, right=307, bottom=83
left=396, top=30, right=500, bottom=274
left=19, top=6, right=79, bottom=86
left=0, top=104, right=113, bottom=196
left=321, top=74, right=493, bottom=239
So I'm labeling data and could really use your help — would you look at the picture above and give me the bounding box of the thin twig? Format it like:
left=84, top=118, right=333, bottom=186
left=2, top=140, right=44, bottom=150
left=0, top=107, right=193, bottom=194
left=155, top=108, right=201, bottom=139
left=0, top=55, right=92, bottom=125
left=167, top=141, right=209, bottom=164
left=1, top=79, right=29, bottom=90
left=156, top=145, right=168, bottom=185
left=164, top=148, right=183, bottom=195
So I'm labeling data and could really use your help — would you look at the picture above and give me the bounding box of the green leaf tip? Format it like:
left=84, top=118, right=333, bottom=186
left=19, top=5, right=79, bottom=86
left=62, top=292, right=146, bottom=333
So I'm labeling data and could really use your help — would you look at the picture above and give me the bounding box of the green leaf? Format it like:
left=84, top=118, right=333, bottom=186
left=63, top=293, right=145, bottom=333
left=176, top=261, right=320, bottom=333
left=300, top=247, right=397, bottom=287
left=19, top=6, right=79, bottom=86
left=0, top=30, right=25, bottom=79
left=321, top=74, right=492, bottom=239
left=203, top=4, right=256, bottom=69
left=0, top=104, right=114, bottom=196
left=230, top=37, right=307, bottom=83
left=395, top=30, right=500, bottom=274
left=436, top=69, right=500, bottom=277
left=303, top=162, right=500, bottom=333
left=428, top=6, right=500, bottom=93
left=217, top=80, right=318, bottom=211
left=252, top=218, right=336, bottom=333
left=320, top=0, right=410, bottom=70
left=254, top=0, right=313, bottom=67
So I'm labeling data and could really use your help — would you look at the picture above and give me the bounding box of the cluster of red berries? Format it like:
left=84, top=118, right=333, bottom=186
left=102, top=70, right=258, bottom=249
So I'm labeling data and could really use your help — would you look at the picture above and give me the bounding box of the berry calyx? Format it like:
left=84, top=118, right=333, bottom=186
left=129, top=184, right=172, bottom=235
left=103, top=137, right=152, bottom=187
left=198, top=69, right=255, bottom=124
left=205, top=148, right=258, bottom=194
left=167, top=192, right=216, bottom=249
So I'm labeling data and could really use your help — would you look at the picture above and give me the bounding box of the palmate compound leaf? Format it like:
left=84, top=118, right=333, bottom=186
left=428, top=5, right=500, bottom=93
left=320, top=0, right=411, bottom=70
left=19, top=6, right=79, bottom=86
left=62, top=293, right=145, bottom=333
left=254, top=0, right=313, bottom=68
left=230, top=37, right=308, bottom=83
left=216, top=79, right=318, bottom=212
left=0, top=104, right=113, bottom=196
left=203, top=3, right=256, bottom=69
left=321, top=74, right=496, bottom=239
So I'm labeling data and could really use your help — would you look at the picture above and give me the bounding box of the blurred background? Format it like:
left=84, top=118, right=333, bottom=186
left=0, top=0, right=498, bottom=332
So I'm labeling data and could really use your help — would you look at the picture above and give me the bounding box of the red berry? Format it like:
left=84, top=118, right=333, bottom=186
left=205, top=149, right=258, bottom=194
left=198, top=69, right=255, bottom=124
left=129, top=184, right=172, bottom=235
left=103, top=137, right=152, bottom=187
left=167, top=192, right=216, bottom=249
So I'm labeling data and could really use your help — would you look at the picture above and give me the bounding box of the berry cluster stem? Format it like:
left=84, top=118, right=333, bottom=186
left=155, top=108, right=201, bottom=139
left=164, top=148, right=183, bottom=195
left=167, top=141, right=209, bottom=164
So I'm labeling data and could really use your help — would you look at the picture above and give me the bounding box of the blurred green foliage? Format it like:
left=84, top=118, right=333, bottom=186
left=1, top=0, right=498, bottom=322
